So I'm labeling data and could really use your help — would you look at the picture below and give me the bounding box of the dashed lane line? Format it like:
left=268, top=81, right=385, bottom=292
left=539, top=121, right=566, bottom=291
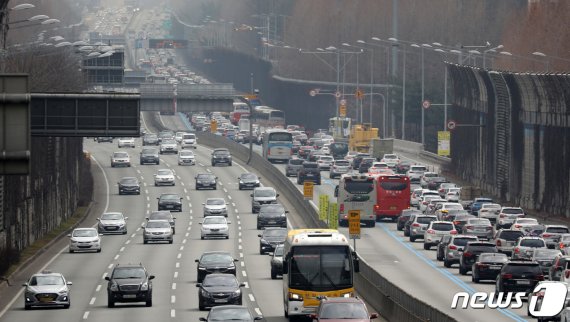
left=248, top=294, right=255, bottom=302
left=89, top=297, right=96, bottom=305
left=83, top=312, right=90, bottom=320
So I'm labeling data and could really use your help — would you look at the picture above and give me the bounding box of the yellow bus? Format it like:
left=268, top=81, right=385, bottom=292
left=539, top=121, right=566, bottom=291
left=282, top=229, right=359, bottom=319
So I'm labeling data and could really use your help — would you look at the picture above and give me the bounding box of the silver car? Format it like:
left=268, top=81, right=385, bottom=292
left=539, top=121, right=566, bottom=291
left=462, top=218, right=493, bottom=240
left=329, top=160, right=350, bottom=179
left=111, top=151, right=131, bottom=167
left=495, top=207, right=525, bottom=229
left=270, top=244, right=284, bottom=279
left=512, top=237, right=547, bottom=260
left=117, top=137, right=135, bottom=148
left=159, top=139, right=178, bottom=154
left=203, top=198, right=229, bottom=217
left=178, top=150, right=196, bottom=165
left=154, top=169, right=175, bottom=186
left=23, top=271, right=72, bottom=309
left=285, top=159, right=304, bottom=177
left=97, top=212, right=128, bottom=234
left=316, top=155, right=334, bottom=171
left=200, top=216, right=230, bottom=240
left=68, top=228, right=101, bottom=253
left=409, top=215, right=437, bottom=242
left=143, top=220, right=173, bottom=244
left=443, top=235, right=479, bottom=268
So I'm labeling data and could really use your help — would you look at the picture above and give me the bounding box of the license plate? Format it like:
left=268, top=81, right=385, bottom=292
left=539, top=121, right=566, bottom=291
left=214, top=299, right=227, bottom=303
left=490, top=265, right=502, bottom=270
left=475, top=228, right=486, bottom=232
left=39, top=297, right=54, bottom=302
left=166, top=205, right=173, bottom=208
left=123, top=294, right=137, bottom=299
left=107, top=227, right=117, bottom=230
left=517, top=280, right=531, bottom=285
left=390, top=206, right=397, bottom=210
left=268, top=221, right=276, bottom=224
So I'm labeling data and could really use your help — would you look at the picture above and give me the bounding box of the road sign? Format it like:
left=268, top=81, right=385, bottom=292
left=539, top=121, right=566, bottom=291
left=339, top=105, right=346, bottom=117
left=355, top=89, right=364, bottom=99
left=335, top=91, right=342, bottom=99
left=422, top=100, right=431, bottom=109
left=348, top=210, right=361, bottom=239
left=210, top=119, right=218, bottom=133
left=303, top=182, right=314, bottom=199
left=339, top=99, right=347, bottom=106
left=319, top=195, right=329, bottom=221
left=328, top=203, right=338, bottom=229
left=447, top=120, right=457, bottom=130
left=309, top=89, right=317, bottom=97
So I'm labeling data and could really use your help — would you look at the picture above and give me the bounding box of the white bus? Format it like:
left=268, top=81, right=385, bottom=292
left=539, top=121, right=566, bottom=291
left=262, top=129, right=293, bottom=163
left=253, top=106, right=285, bottom=128
left=337, top=173, right=377, bottom=227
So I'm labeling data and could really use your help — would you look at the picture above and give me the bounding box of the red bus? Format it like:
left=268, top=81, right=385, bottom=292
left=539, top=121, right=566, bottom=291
left=373, top=175, right=410, bottom=221
left=230, top=102, right=250, bottom=125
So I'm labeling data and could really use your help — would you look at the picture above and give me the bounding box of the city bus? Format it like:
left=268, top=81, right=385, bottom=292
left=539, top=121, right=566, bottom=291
left=337, top=174, right=377, bottom=227
left=262, top=129, right=293, bottom=163
left=282, top=229, right=359, bottom=318
left=373, top=174, right=411, bottom=221
left=253, top=106, right=285, bottom=128
left=230, top=102, right=250, bottom=125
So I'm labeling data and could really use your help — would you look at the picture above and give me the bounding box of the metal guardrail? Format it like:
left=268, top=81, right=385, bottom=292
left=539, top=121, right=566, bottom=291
left=176, top=84, right=235, bottom=98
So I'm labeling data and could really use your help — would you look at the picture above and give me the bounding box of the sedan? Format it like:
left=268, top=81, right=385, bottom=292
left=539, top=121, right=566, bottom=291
left=146, top=211, right=176, bottom=234
left=139, top=148, right=160, bottom=165
left=118, top=177, right=140, bottom=195
left=258, top=227, right=288, bottom=255
left=157, top=194, right=183, bottom=212
left=531, top=248, right=562, bottom=276
left=142, top=220, right=173, bottom=244
left=68, top=228, right=101, bottom=253
left=111, top=151, right=131, bottom=167
left=117, top=137, right=135, bottom=148
left=203, top=198, right=228, bottom=217
left=196, top=274, right=244, bottom=310
left=200, top=216, right=230, bottom=240
left=471, top=253, right=509, bottom=283
left=270, top=244, right=284, bottom=279
left=154, top=169, right=175, bottom=186
left=196, top=173, right=217, bottom=190
left=142, top=133, right=159, bottom=146
left=257, top=204, right=288, bottom=229
left=199, top=305, right=261, bottom=322
left=159, top=139, right=178, bottom=154
left=195, top=251, right=238, bottom=283
left=23, top=272, right=72, bottom=310
left=97, top=212, right=128, bottom=234
left=461, top=218, right=493, bottom=240
left=238, top=173, right=261, bottom=190
left=177, top=150, right=195, bottom=166
left=329, top=160, right=351, bottom=179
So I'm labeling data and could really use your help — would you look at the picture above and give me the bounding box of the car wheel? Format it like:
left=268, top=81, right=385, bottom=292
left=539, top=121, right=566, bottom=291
left=404, top=230, right=410, bottom=237
left=146, top=298, right=152, bottom=307
left=459, top=266, right=467, bottom=275
left=410, top=236, right=416, bottom=242
left=424, top=243, right=430, bottom=250
left=368, top=221, right=376, bottom=228
left=107, top=298, right=115, bottom=308
left=199, top=304, right=205, bottom=311
left=201, top=236, right=204, bottom=240
left=225, top=236, right=229, bottom=239
left=239, top=186, right=243, bottom=190
left=271, top=270, right=277, bottom=279
left=97, top=248, right=101, bottom=253
left=64, top=303, right=70, bottom=309
left=229, top=162, right=232, bottom=166
left=24, top=304, right=31, bottom=310
left=257, top=225, right=261, bottom=230
left=472, top=275, right=480, bottom=283
left=444, top=259, right=451, bottom=268
left=169, top=240, right=173, bottom=244
left=144, top=239, right=148, bottom=244
left=122, top=231, right=127, bottom=235
left=69, top=249, right=74, bottom=253
left=436, top=252, right=443, bottom=261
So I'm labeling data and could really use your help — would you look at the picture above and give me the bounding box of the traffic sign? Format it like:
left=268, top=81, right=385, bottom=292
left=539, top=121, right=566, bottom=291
left=210, top=120, right=218, bottom=133
left=309, top=89, right=317, bottom=97
left=335, top=91, right=342, bottom=98
left=422, top=100, right=431, bottom=109
left=303, top=182, right=314, bottom=199
left=348, top=210, right=361, bottom=239
left=447, top=120, right=457, bottom=130
left=355, top=89, right=364, bottom=99
left=339, top=105, right=347, bottom=117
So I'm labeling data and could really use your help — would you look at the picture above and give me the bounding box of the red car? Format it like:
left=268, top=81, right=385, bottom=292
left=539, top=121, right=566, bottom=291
left=310, top=297, right=379, bottom=322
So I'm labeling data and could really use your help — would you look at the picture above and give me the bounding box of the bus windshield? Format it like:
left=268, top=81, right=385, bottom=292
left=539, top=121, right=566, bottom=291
left=289, top=246, right=352, bottom=292
left=344, top=181, right=374, bottom=194
left=268, top=132, right=293, bottom=141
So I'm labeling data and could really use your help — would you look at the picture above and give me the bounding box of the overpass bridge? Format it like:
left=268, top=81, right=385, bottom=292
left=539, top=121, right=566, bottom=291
left=139, top=83, right=235, bottom=113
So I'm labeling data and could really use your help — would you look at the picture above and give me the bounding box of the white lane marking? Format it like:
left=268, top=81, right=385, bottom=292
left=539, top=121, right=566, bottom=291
left=176, top=262, right=180, bottom=268
left=114, top=254, right=120, bottom=260
left=136, top=169, right=141, bottom=174
left=181, top=181, right=185, bottom=186
left=244, top=282, right=249, bottom=288
left=182, top=239, right=187, bottom=244
left=108, top=264, right=113, bottom=269
left=125, top=240, right=131, bottom=244
left=248, top=294, right=255, bottom=302
left=228, top=195, right=232, bottom=200
left=238, top=232, right=242, bottom=237
left=172, top=283, right=177, bottom=290
left=171, top=295, right=176, bottom=304
left=242, top=271, right=247, bottom=277
left=136, top=227, right=141, bottom=232
left=119, top=247, right=125, bottom=252
left=146, top=196, right=149, bottom=201
left=177, top=253, right=182, bottom=259
left=238, top=226, right=242, bottom=231
left=174, top=271, right=178, bottom=279
left=190, top=215, right=193, bottom=220
left=232, top=202, right=236, bottom=207
left=223, top=188, right=228, bottom=193
left=236, top=215, right=240, bottom=220
left=179, top=246, right=184, bottom=251
left=96, top=285, right=101, bottom=292
left=239, top=252, right=243, bottom=258
left=170, top=309, right=176, bottom=318
left=199, top=163, right=204, bottom=166
left=184, top=188, right=188, bottom=193
left=238, top=238, right=242, bottom=243
left=143, top=182, right=147, bottom=186
left=190, top=209, right=193, bottom=214
left=189, top=203, right=192, bottom=208
left=176, top=175, right=181, bottom=180
left=234, top=209, right=238, bottom=213
left=89, top=297, right=96, bottom=305
left=83, top=312, right=90, bottom=320
left=90, top=155, right=110, bottom=212
left=102, top=272, right=108, bottom=279
left=238, top=244, right=242, bottom=250
left=241, top=262, right=245, bottom=267
left=185, top=232, right=189, bottom=237
left=131, top=233, right=136, bottom=238
left=146, top=203, right=150, bottom=208
left=238, top=221, right=241, bottom=226
left=140, top=175, right=144, bottom=180
left=206, top=168, right=211, bottom=172
left=219, top=182, right=224, bottom=186
left=255, top=308, right=262, bottom=316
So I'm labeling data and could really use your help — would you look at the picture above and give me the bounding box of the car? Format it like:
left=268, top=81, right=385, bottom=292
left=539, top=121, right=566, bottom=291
left=352, top=153, right=371, bottom=170
left=445, top=189, right=461, bottom=202
left=195, top=251, right=238, bottom=283
left=423, top=221, right=457, bottom=250
left=139, top=147, right=160, bottom=165
left=238, top=173, right=261, bottom=190
left=441, top=209, right=471, bottom=223
left=492, top=229, right=525, bottom=255
left=142, top=133, right=159, bottom=146
left=531, top=248, right=562, bottom=276
left=403, top=213, right=419, bottom=237
left=117, top=176, right=140, bottom=195
left=329, top=159, right=351, bottom=179
left=443, top=235, right=479, bottom=268
left=397, top=209, right=421, bottom=231
left=158, top=130, right=174, bottom=143
left=178, top=150, right=196, bottom=165
left=512, top=237, right=547, bottom=260
left=298, top=146, right=314, bottom=159
left=200, top=216, right=230, bottom=239
left=23, top=271, right=72, bottom=309
left=97, top=212, right=128, bottom=234
left=68, top=228, right=101, bottom=253
left=142, top=220, right=173, bottom=244
left=461, top=218, right=493, bottom=240
left=380, top=153, right=400, bottom=168
left=251, top=187, right=279, bottom=213
left=419, top=172, right=439, bottom=188
left=311, top=297, right=378, bottom=322
left=495, top=207, right=525, bottom=229
left=478, top=203, right=502, bottom=224
left=425, top=198, right=447, bottom=216
left=308, top=149, right=325, bottom=162
left=410, top=189, right=425, bottom=208
left=181, top=133, right=198, bottom=149
left=203, top=198, right=228, bottom=217
left=409, top=215, right=437, bottom=242
left=471, top=252, right=509, bottom=283
left=528, top=281, right=570, bottom=321
left=285, top=158, right=304, bottom=177
left=111, top=151, right=131, bottom=167
left=425, top=177, right=448, bottom=191
left=257, top=204, right=288, bottom=229
left=117, top=137, right=135, bottom=148
left=196, top=173, right=218, bottom=190
left=97, top=136, right=113, bottom=143
left=175, top=131, right=186, bottom=143
left=458, top=241, right=498, bottom=275
left=540, top=225, right=570, bottom=249
left=395, top=160, right=413, bottom=174
left=437, top=183, right=458, bottom=198
left=154, top=168, right=175, bottom=186
left=511, top=217, right=540, bottom=233
left=556, top=234, right=570, bottom=255
left=433, top=202, right=464, bottom=220
left=495, top=261, right=543, bottom=295
left=358, top=157, right=375, bottom=174
left=199, top=305, right=261, bottom=322
left=406, top=165, right=428, bottom=182
left=159, top=139, right=178, bottom=154
left=270, top=244, right=285, bottom=279
left=157, top=193, right=183, bottom=212
left=470, top=197, right=494, bottom=216
left=196, top=274, right=244, bottom=310
left=258, top=227, right=288, bottom=255
left=105, top=263, right=154, bottom=307
left=549, top=255, right=570, bottom=281
left=297, top=161, right=322, bottom=185
left=419, top=195, right=441, bottom=213
left=316, top=155, right=334, bottom=171
left=146, top=210, right=176, bottom=234
left=211, top=148, right=232, bottom=166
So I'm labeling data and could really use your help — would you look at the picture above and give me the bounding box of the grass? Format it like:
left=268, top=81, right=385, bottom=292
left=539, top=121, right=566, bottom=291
left=4, top=206, right=89, bottom=278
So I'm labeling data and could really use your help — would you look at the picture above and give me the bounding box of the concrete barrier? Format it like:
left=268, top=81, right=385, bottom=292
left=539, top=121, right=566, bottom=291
left=393, top=139, right=424, bottom=156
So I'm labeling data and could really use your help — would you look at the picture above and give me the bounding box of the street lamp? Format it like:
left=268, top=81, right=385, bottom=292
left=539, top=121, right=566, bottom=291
left=532, top=51, right=550, bottom=72
left=483, top=44, right=503, bottom=69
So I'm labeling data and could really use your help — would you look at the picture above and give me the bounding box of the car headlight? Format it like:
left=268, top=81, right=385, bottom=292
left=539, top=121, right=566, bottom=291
left=118, top=223, right=125, bottom=227
left=58, top=288, right=69, bottom=295
left=197, top=181, right=203, bottom=184
left=71, top=239, right=78, bottom=243
left=232, top=289, right=241, bottom=296
left=239, top=180, right=243, bottom=184
left=281, top=213, right=286, bottom=217
left=110, top=283, right=119, bottom=291
left=260, top=239, right=269, bottom=245
left=141, top=282, right=149, bottom=291
left=198, top=266, right=206, bottom=270
left=289, top=292, right=303, bottom=301
left=200, top=289, right=210, bottom=297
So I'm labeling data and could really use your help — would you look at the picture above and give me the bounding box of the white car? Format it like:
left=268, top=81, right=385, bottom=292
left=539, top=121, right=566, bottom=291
left=175, top=131, right=187, bottom=143
left=511, top=217, right=540, bottom=233
left=111, top=151, right=131, bottom=167
left=423, top=221, right=457, bottom=250
left=380, top=154, right=400, bottom=168
left=117, top=137, right=135, bottom=148
left=181, top=133, right=197, bottom=149
left=316, top=155, right=334, bottom=171
left=420, top=172, right=439, bottom=188
left=478, top=203, right=502, bottom=223
left=154, top=169, right=175, bottom=186
left=178, top=150, right=195, bottom=165
left=203, top=198, right=228, bottom=217
left=496, top=207, right=525, bottom=229
left=68, top=228, right=101, bottom=253
left=200, top=216, right=230, bottom=239
left=411, top=188, right=425, bottom=207
left=407, top=165, right=428, bottom=182
left=445, top=188, right=461, bottom=202
left=142, top=220, right=173, bottom=244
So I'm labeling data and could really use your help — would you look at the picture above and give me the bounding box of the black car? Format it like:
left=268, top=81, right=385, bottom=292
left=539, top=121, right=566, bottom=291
left=257, top=204, right=288, bottom=229
left=146, top=210, right=176, bottom=234
left=297, top=162, right=321, bottom=185
left=195, top=251, right=238, bottom=283
left=157, top=193, right=183, bottom=212
left=97, top=137, right=113, bottom=143
left=459, top=242, right=498, bottom=275
left=258, top=227, right=288, bottom=255
left=211, top=148, right=232, bottom=166
left=358, top=158, right=375, bottom=173
left=140, top=148, right=160, bottom=165
left=496, top=261, right=544, bottom=294
left=352, top=153, right=371, bottom=170
left=238, top=173, right=260, bottom=190
left=397, top=209, right=421, bottom=231
left=471, top=252, right=509, bottom=283
left=196, top=274, right=244, bottom=310
left=118, top=177, right=140, bottom=195
left=142, top=134, right=159, bottom=146
left=196, top=173, right=217, bottom=190
left=105, top=263, right=154, bottom=307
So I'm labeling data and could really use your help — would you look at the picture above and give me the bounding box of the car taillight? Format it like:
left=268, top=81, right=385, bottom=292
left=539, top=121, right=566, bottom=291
left=423, top=201, right=428, bottom=205
left=477, top=263, right=489, bottom=268
left=450, top=230, right=458, bottom=235
left=463, top=252, right=473, bottom=257
left=560, top=243, right=565, bottom=249
left=496, top=240, right=502, bottom=246
left=486, top=227, right=493, bottom=231
left=535, top=274, right=545, bottom=281
left=499, top=214, right=506, bottom=218
left=514, top=224, right=522, bottom=228
left=449, top=245, right=457, bottom=250
left=427, top=229, right=435, bottom=234
left=465, top=225, right=474, bottom=230
left=514, top=247, right=520, bottom=253
left=501, top=273, right=513, bottom=279
left=374, top=204, right=380, bottom=210
left=340, top=204, right=344, bottom=212
left=453, top=221, right=460, bottom=225
left=566, top=270, right=570, bottom=279
left=543, top=233, right=552, bottom=238
left=412, top=223, right=420, bottom=227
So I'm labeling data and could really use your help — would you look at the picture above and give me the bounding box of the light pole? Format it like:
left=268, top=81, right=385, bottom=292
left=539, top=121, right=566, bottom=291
left=410, top=43, right=431, bottom=145
left=532, top=52, right=550, bottom=72
left=483, top=45, right=503, bottom=69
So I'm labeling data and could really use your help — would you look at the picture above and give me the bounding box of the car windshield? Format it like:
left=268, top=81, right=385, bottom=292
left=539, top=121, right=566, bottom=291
left=72, top=229, right=97, bottom=237
left=241, top=173, right=258, bottom=180
left=503, top=208, right=524, bottom=214
left=289, top=246, right=352, bottom=292
left=197, top=174, right=215, bottom=180
left=468, top=219, right=491, bottom=225
left=201, top=253, right=233, bottom=264
left=546, top=227, right=570, bottom=234
left=289, top=159, right=304, bottom=165
left=113, top=152, right=128, bottom=158
left=120, top=178, right=138, bottom=184
left=202, top=275, right=237, bottom=287
left=320, top=302, right=368, bottom=319
left=255, top=189, right=276, bottom=197
left=112, top=268, right=146, bottom=279
left=454, top=238, right=478, bottom=246
left=101, top=213, right=123, bottom=220
left=334, top=161, right=350, bottom=166
left=161, top=194, right=180, bottom=201
left=479, top=253, right=508, bottom=262
left=162, top=139, right=176, bottom=144
left=263, top=229, right=287, bottom=238
left=432, top=223, right=454, bottom=231
left=445, top=204, right=463, bottom=210
left=499, top=231, right=524, bottom=240
left=319, top=156, right=333, bottom=161
left=520, top=239, right=546, bottom=247
left=149, top=213, right=170, bottom=220
left=260, top=205, right=285, bottom=214
left=417, top=217, right=436, bottom=224
left=180, top=151, right=194, bottom=156
left=142, top=148, right=157, bottom=154
left=183, top=134, right=195, bottom=139
left=146, top=221, right=170, bottom=228
left=157, top=170, right=172, bottom=175
left=534, top=249, right=561, bottom=259
left=517, top=218, right=538, bottom=224
left=145, top=134, right=157, bottom=139
left=207, top=199, right=225, bottom=206
left=214, top=151, right=230, bottom=156
left=209, top=308, right=251, bottom=321
left=505, top=264, right=541, bottom=274
left=30, top=275, right=65, bottom=286
left=204, top=217, right=226, bottom=225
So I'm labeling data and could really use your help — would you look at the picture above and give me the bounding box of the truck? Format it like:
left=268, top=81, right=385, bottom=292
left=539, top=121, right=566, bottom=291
left=348, top=124, right=378, bottom=152
left=370, top=138, right=394, bottom=160
left=238, top=118, right=250, bottom=132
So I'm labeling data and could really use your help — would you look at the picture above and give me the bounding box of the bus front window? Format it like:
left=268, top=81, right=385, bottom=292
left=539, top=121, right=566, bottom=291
left=289, top=246, right=352, bottom=292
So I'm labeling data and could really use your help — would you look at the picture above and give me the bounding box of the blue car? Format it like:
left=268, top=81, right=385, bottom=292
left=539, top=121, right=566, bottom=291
left=470, top=197, right=493, bottom=216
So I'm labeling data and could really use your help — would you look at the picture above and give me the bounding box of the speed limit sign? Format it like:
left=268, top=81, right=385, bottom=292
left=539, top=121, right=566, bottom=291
left=447, top=120, right=457, bottom=130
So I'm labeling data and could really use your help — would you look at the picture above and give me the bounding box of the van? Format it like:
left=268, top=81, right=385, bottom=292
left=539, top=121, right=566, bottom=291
left=181, top=133, right=197, bottom=149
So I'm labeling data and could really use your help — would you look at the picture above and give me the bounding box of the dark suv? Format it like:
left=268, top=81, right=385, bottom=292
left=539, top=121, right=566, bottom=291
left=211, top=148, right=232, bottom=166
left=458, top=242, right=498, bottom=275
left=297, top=162, right=321, bottom=185
left=495, top=261, right=544, bottom=295
left=140, top=147, right=160, bottom=165
left=258, top=227, right=288, bottom=255
left=105, top=264, right=155, bottom=307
